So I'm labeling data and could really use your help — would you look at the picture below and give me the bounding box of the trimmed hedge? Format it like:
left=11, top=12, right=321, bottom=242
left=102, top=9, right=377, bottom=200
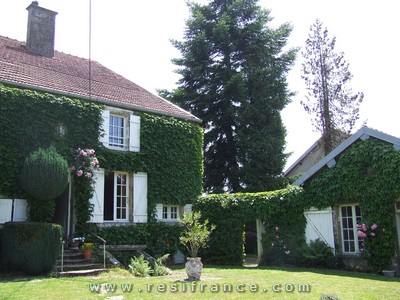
left=2, top=222, right=62, bottom=275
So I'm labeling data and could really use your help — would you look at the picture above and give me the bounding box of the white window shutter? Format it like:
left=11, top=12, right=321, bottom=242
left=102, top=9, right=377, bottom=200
left=183, top=204, right=193, bottom=214
left=13, top=199, right=28, bottom=222
left=129, top=115, right=140, bottom=152
left=0, top=199, right=13, bottom=224
left=100, top=110, right=110, bottom=146
left=155, top=204, right=163, bottom=220
left=133, top=172, right=147, bottom=223
left=89, top=168, right=105, bottom=223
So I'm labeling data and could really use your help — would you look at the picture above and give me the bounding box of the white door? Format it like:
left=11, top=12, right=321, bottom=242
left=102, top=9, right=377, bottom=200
left=304, top=207, right=335, bottom=253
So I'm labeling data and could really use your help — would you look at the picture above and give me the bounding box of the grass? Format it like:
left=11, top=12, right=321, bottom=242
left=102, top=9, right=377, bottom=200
left=0, top=266, right=399, bottom=300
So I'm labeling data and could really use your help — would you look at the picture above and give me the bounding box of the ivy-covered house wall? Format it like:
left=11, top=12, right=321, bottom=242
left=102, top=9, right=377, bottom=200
left=299, top=137, right=400, bottom=272
left=0, top=85, right=203, bottom=228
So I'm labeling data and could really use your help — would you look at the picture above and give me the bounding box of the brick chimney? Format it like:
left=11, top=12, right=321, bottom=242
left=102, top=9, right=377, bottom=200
left=26, top=1, right=58, bottom=57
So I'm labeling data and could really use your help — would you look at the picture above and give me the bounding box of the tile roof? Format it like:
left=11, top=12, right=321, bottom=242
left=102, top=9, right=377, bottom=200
left=0, top=35, right=200, bottom=123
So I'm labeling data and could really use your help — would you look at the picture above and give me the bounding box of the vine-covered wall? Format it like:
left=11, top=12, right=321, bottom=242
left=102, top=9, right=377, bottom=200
left=301, top=138, right=400, bottom=271
left=194, top=187, right=305, bottom=265
left=0, top=85, right=203, bottom=223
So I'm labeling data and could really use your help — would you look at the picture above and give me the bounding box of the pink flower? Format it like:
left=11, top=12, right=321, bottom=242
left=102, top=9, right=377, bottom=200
left=85, top=172, right=93, bottom=179
left=357, top=231, right=367, bottom=238
left=285, top=250, right=290, bottom=255
left=370, top=232, right=376, bottom=237
left=371, top=224, right=378, bottom=230
left=86, top=149, right=95, bottom=155
left=76, top=169, right=83, bottom=177
left=361, top=224, right=367, bottom=232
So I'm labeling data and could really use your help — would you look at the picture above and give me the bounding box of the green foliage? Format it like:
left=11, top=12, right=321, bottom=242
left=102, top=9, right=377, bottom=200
left=195, top=187, right=305, bottom=265
left=129, top=255, right=152, bottom=277
left=20, top=146, right=69, bottom=200
left=301, top=239, right=334, bottom=268
left=179, top=211, right=215, bottom=258
left=97, top=222, right=183, bottom=258
left=2, top=222, right=62, bottom=275
left=151, top=254, right=171, bottom=276
left=163, top=0, right=297, bottom=193
left=0, top=84, right=203, bottom=226
left=302, top=138, right=399, bottom=271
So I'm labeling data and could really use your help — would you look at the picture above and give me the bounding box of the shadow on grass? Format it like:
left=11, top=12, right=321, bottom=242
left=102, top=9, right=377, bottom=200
left=200, top=264, right=400, bottom=283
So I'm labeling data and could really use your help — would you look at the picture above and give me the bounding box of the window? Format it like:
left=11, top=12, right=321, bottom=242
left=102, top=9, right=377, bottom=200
left=162, top=205, right=179, bottom=221
left=90, top=169, right=148, bottom=223
left=340, top=205, right=362, bottom=253
left=104, top=172, right=130, bottom=222
left=100, top=109, right=141, bottom=152
left=109, top=115, right=126, bottom=148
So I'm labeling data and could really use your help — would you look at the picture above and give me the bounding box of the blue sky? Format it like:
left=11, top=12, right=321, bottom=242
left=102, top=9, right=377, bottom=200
left=2, top=0, right=399, bottom=168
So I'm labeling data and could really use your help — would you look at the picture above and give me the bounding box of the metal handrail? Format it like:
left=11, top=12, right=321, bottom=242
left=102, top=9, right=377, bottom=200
left=96, top=235, right=107, bottom=269
left=61, top=240, right=65, bottom=272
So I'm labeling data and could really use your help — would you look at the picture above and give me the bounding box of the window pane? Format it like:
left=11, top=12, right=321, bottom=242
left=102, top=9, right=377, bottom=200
left=109, top=115, right=125, bottom=148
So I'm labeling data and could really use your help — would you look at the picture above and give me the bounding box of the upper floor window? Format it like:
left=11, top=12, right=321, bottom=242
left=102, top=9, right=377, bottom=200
left=100, top=109, right=140, bottom=152
left=340, top=204, right=362, bottom=254
left=109, top=115, right=126, bottom=148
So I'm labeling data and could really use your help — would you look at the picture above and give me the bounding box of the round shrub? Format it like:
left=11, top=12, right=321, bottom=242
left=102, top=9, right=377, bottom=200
left=2, top=222, right=62, bottom=275
left=20, top=146, right=68, bottom=200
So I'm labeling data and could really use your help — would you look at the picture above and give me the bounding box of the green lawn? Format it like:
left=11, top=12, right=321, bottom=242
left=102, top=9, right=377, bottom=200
left=0, top=266, right=399, bottom=300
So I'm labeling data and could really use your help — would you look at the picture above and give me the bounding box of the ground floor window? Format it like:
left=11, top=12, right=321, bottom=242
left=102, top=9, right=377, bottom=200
left=340, top=204, right=362, bottom=253
left=162, top=205, right=179, bottom=221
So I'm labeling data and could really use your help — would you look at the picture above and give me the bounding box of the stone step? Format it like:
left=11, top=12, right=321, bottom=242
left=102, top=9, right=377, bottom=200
left=57, top=268, right=107, bottom=277
left=54, top=262, right=104, bottom=272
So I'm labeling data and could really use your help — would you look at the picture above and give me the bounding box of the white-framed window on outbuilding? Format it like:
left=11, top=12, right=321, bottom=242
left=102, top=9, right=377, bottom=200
left=100, top=109, right=140, bottom=152
left=156, top=204, right=192, bottom=222
left=340, top=204, right=362, bottom=254
left=162, top=205, right=179, bottom=220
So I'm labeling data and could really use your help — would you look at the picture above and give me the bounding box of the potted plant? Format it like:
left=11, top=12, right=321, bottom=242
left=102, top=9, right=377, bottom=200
left=179, top=211, right=215, bottom=281
left=81, top=242, right=94, bottom=260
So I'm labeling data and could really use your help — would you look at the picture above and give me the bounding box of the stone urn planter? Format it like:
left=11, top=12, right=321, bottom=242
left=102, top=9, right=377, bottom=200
left=83, top=249, right=93, bottom=260
left=179, top=211, right=215, bottom=281
left=185, top=257, right=203, bottom=281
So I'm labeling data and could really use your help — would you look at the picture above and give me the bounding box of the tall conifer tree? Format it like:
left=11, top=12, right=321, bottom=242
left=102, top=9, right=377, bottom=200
left=301, top=19, right=364, bottom=155
left=161, top=0, right=296, bottom=193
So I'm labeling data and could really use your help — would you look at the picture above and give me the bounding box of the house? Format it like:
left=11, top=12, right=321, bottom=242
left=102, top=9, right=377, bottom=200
left=0, top=2, right=202, bottom=239
left=293, top=126, right=400, bottom=270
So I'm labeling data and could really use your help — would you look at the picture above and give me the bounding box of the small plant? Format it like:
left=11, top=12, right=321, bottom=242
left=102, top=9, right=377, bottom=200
left=179, top=211, right=216, bottom=258
left=151, top=253, right=171, bottom=276
left=129, top=255, right=153, bottom=277
left=301, top=239, right=334, bottom=268
left=81, top=242, right=94, bottom=251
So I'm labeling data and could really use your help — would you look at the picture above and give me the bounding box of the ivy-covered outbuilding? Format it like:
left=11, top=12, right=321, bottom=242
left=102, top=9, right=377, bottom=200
left=294, top=126, right=400, bottom=273
left=0, top=3, right=203, bottom=240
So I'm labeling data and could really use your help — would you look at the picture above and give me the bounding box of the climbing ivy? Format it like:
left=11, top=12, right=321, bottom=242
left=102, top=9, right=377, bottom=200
left=0, top=85, right=203, bottom=227
left=194, top=187, right=305, bottom=265
left=302, top=138, right=400, bottom=271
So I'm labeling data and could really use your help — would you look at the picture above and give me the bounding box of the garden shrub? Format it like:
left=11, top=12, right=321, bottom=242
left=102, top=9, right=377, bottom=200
left=301, top=239, right=334, bottom=268
left=129, top=255, right=152, bottom=277
left=20, top=147, right=69, bottom=222
left=2, top=222, right=62, bottom=275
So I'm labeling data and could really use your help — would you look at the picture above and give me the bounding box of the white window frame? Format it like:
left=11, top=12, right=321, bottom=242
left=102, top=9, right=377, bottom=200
left=109, top=114, right=128, bottom=150
left=162, top=205, right=180, bottom=221
left=113, top=172, right=130, bottom=222
left=100, top=108, right=141, bottom=152
left=340, top=204, right=362, bottom=254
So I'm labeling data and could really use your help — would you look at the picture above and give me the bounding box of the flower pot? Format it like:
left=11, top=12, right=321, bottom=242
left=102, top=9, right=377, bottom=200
left=185, top=257, right=203, bottom=281
left=83, top=249, right=92, bottom=260
left=382, top=270, right=396, bottom=277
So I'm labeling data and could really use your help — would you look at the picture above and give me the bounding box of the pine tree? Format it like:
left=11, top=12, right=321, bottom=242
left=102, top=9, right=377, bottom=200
left=301, top=19, right=364, bottom=155
left=161, top=0, right=296, bottom=193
